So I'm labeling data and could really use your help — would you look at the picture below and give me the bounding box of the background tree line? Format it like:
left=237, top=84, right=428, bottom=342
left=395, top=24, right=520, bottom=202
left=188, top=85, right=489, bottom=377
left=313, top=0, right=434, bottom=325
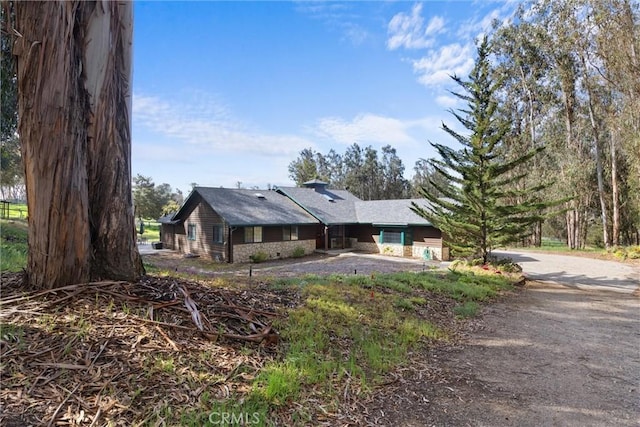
left=491, top=0, right=639, bottom=248
left=288, top=143, right=453, bottom=202
left=288, top=144, right=443, bottom=201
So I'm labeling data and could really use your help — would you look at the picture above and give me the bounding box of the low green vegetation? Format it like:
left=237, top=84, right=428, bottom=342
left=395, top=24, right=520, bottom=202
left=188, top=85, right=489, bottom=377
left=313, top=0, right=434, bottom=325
left=137, top=220, right=160, bottom=242
left=291, top=246, right=306, bottom=258
left=196, top=268, right=515, bottom=423
left=1, top=219, right=28, bottom=271
left=609, top=245, right=640, bottom=260
left=249, top=251, right=269, bottom=263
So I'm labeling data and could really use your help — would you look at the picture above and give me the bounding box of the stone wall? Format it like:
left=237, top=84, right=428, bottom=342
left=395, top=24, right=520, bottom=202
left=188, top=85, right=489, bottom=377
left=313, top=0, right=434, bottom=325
left=412, top=245, right=440, bottom=261
left=233, top=239, right=316, bottom=263
left=354, top=239, right=448, bottom=261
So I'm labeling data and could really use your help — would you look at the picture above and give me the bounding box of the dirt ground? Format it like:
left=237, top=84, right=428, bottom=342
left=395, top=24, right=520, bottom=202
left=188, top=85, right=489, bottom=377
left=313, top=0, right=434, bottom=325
left=362, top=281, right=640, bottom=426
left=143, top=250, right=640, bottom=426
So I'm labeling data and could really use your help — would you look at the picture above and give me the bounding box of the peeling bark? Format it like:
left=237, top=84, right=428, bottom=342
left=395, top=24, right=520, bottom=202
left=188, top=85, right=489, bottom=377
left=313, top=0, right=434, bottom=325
left=14, top=1, right=142, bottom=289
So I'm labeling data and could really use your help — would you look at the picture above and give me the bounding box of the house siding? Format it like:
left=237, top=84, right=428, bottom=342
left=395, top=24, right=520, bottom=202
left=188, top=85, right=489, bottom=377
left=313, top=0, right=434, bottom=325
left=169, top=195, right=229, bottom=261
left=160, top=224, right=176, bottom=249
left=412, top=226, right=447, bottom=260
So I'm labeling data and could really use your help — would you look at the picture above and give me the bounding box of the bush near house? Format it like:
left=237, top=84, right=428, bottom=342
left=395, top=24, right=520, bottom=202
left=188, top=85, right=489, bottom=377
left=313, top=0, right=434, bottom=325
left=291, top=246, right=305, bottom=258
left=250, top=251, right=269, bottom=263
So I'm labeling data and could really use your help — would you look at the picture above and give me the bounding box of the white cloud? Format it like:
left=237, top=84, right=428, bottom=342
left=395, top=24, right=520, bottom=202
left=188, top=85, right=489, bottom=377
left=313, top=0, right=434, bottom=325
left=435, top=94, right=460, bottom=109
left=412, top=43, right=475, bottom=87
left=295, top=1, right=370, bottom=46
left=311, top=113, right=441, bottom=147
left=457, top=4, right=515, bottom=40
left=342, top=22, right=369, bottom=46
left=133, top=93, right=314, bottom=157
left=425, top=15, right=446, bottom=36
left=387, top=3, right=441, bottom=50
left=387, top=3, right=518, bottom=91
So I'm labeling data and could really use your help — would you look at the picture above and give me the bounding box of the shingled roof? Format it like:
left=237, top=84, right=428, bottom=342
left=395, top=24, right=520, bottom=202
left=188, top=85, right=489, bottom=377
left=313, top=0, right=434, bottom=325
left=275, top=186, right=362, bottom=225
left=276, top=186, right=434, bottom=227
left=355, top=199, right=433, bottom=226
left=172, top=187, right=318, bottom=226
left=166, top=184, right=435, bottom=229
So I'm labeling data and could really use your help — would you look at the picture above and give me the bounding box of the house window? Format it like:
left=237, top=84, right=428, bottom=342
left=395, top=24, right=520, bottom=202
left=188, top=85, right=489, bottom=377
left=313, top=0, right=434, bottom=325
left=244, top=226, right=263, bottom=243
left=283, top=225, right=299, bottom=241
left=380, top=229, right=403, bottom=244
left=213, top=225, right=223, bottom=244
left=187, top=224, right=196, bottom=241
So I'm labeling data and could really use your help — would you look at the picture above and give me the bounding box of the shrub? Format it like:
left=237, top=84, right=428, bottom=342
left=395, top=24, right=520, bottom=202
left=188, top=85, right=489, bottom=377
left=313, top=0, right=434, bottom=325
left=249, top=251, right=269, bottom=263
left=492, top=257, right=523, bottom=273
left=291, top=246, right=305, bottom=258
left=628, top=246, right=640, bottom=259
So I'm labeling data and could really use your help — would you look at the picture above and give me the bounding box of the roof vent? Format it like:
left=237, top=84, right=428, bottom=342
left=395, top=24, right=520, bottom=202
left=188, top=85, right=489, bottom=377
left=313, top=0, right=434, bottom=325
left=254, top=193, right=266, bottom=199
left=323, top=194, right=335, bottom=203
left=303, top=178, right=329, bottom=191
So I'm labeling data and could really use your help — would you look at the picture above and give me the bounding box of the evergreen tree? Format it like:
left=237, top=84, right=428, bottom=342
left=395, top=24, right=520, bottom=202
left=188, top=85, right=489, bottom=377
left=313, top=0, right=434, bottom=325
left=412, top=37, right=556, bottom=263
left=287, top=148, right=321, bottom=186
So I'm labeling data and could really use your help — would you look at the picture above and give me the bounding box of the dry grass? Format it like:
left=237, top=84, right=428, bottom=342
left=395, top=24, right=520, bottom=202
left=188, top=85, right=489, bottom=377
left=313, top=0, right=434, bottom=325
left=0, top=273, right=291, bottom=426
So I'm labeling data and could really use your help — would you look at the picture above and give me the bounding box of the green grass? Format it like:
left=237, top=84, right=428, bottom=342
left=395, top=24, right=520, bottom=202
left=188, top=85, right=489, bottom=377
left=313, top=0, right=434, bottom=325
left=137, top=220, right=160, bottom=242
left=0, top=203, right=28, bottom=220
left=453, top=301, right=480, bottom=318
left=243, top=269, right=514, bottom=416
left=1, top=219, right=28, bottom=272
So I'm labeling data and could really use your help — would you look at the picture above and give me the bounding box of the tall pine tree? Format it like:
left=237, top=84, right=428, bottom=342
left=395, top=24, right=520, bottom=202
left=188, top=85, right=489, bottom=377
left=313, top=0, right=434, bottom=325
left=412, top=37, right=555, bottom=263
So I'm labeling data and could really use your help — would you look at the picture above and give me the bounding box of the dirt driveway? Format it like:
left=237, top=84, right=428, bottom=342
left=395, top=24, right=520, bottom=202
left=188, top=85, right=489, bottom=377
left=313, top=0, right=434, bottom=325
left=248, top=252, right=437, bottom=276
left=362, top=252, right=640, bottom=427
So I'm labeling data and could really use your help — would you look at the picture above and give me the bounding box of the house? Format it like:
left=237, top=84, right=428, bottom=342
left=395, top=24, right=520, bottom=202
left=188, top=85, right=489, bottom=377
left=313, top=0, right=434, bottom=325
left=158, top=187, right=319, bottom=263
left=159, top=181, right=448, bottom=263
left=273, top=179, right=361, bottom=251
left=353, top=198, right=449, bottom=261
left=276, top=180, right=448, bottom=261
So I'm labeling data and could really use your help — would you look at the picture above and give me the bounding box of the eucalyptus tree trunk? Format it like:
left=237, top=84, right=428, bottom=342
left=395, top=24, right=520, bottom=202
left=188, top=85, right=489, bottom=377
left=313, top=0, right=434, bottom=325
left=581, top=55, right=610, bottom=249
left=14, top=1, right=143, bottom=289
left=610, top=134, right=620, bottom=246
left=559, top=82, right=581, bottom=250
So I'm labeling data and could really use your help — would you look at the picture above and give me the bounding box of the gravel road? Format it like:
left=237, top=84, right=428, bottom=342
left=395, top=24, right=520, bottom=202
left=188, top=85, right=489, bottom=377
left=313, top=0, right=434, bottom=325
left=494, top=250, right=640, bottom=294
left=364, top=251, right=640, bottom=426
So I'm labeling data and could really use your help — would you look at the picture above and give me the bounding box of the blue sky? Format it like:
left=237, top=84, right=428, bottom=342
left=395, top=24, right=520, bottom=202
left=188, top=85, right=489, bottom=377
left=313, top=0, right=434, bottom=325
left=132, top=1, right=518, bottom=194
